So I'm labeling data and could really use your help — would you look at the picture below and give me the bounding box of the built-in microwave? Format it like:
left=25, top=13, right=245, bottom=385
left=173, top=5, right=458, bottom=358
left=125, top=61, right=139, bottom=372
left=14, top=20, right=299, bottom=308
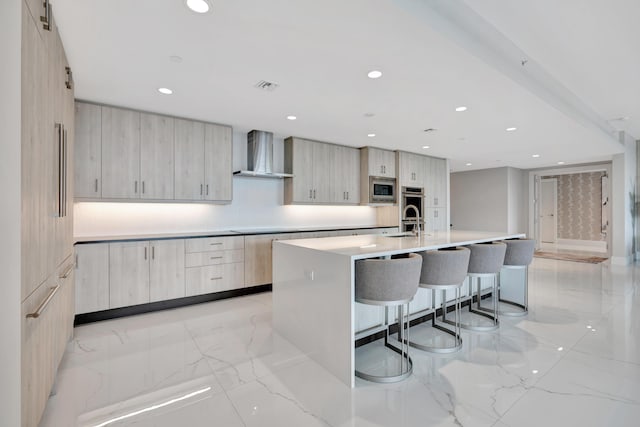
left=369, top=176, right=397, bottom=204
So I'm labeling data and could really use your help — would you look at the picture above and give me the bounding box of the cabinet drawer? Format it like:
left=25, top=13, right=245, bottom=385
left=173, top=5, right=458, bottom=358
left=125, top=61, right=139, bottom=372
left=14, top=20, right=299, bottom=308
left=185, top=263, right=244, bottom=296
left=185, top=249, right=244, bottom=267
left=185, top=236, right=244, bottom=253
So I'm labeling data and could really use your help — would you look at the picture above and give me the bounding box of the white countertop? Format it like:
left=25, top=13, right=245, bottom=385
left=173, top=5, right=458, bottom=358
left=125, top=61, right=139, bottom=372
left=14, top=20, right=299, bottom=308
left=277, top=230, right=526, bottom=259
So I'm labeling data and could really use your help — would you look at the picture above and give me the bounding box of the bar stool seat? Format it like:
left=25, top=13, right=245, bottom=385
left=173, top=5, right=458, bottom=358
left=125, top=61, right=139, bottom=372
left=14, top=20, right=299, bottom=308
left=461, top=242, right=506, bottom=332
left=499, top=238, right=535, bottom=316
left=355, top=253, right=422, bottom=383
left=410, top=247, right=470, bottom=354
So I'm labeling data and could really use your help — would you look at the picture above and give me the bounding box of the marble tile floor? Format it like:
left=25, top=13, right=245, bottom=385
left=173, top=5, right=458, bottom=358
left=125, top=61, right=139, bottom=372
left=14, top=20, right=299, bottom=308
left=40, top=258, right=640, bottom=427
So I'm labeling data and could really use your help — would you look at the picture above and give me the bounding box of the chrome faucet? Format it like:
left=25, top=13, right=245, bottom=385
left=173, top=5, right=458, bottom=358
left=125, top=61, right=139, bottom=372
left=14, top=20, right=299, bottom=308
left=402, top=204, right=421, bottom=237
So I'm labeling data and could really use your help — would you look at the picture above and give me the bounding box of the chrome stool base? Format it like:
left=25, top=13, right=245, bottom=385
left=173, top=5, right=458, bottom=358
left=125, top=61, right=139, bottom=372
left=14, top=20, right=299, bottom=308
left=356, top=304, right=413, bottom=383
left=498, top=265, right=529, bottom=317
left=411, top=286, right=463, bottom=353
left=459, top=273, right=499, bottom=332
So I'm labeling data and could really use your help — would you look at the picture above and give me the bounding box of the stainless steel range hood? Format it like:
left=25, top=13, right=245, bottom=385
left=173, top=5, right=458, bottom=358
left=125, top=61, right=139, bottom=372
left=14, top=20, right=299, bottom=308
left=233, top=130, right=293, bottom=178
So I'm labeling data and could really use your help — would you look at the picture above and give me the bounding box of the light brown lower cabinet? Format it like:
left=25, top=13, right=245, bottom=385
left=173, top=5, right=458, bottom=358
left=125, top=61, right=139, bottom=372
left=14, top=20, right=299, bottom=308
left=21, top=256, right=75, bottom=427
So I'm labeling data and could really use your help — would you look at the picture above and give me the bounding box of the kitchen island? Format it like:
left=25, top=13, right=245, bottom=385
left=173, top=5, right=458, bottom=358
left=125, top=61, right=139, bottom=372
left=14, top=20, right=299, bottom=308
left=272, top=230, right=525, bottom=387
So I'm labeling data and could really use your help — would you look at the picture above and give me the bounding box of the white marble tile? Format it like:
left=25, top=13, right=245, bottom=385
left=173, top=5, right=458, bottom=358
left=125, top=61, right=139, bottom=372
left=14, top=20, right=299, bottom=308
left=499, top=350, right=640, bottom=427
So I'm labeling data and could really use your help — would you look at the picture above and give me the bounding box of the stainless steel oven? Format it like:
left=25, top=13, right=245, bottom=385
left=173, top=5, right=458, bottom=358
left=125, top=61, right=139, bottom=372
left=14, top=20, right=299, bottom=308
left=369, top=176, right=397, bottom=204
left=401, top=186, right=424, bottom=232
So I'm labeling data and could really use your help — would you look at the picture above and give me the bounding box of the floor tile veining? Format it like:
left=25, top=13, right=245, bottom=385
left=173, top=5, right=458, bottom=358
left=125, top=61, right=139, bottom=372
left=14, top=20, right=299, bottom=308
left=40, top=259, right=640, bottom=426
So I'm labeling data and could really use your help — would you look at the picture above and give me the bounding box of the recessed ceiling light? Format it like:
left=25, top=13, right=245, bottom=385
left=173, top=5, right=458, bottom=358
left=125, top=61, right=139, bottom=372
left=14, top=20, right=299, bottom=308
left=455, top=106, right=467, bottom=112
left=532, top=154, right=540, bottom=158
left=506, top=127, right=517, bottom=132
left=557, top=161, right=565, bottom=165
left=422, top=145, right=430, bottom=149
left=185, top=0, right=211, bottom=13
left=286, top=115, right=297, bottom=121
left=364, top=112, right=375, bottom=117
left=465, top=163, right=472, bottom=166
left=169, top=55, right=183, bottom=63
left=158, top=87, right=173, bottom=95
left=367, top=70, right=383, bottom=79
left=532, top=370, right=539, bottom=374
left=557, top=346, right=564, bottom=351
left=367, top=133, right=376, bottom=138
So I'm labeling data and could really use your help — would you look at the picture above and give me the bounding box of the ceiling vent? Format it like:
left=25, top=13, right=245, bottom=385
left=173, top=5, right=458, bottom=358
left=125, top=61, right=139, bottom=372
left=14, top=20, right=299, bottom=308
left=254, top=80, right=279, bottom=91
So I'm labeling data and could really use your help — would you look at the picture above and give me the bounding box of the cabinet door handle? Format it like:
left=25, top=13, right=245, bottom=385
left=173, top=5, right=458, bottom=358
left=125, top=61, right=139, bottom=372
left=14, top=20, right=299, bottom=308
left=65, top=66, right=73, bottom=90
left=40, top=0, right=51, bottom=31
left=151, top=246, right=155, bottom=260
left=142, top=181, right=145, bottom=194
left=59, top=263, right=74, bottom=279
left=134, top=181, right=138, bottom=193
left=309, top=189, right=313, bottom=199
left=26, top=285, right=59, bottom=319
left=200, top=184, right=203, bottom=196
left=206, top=184, right=209, bottom=196
left=75, top=254, right=78, bottom=269
left=144, top=247, right=147, bottom=260
left=209, top=242, right=223, bottom=246
left=210, top=256, right=223, bottom=260
left=210, top=276, right=223, bottom=281
left=434, top=197, right=438, bottom=206
left=346, top=191, right=349, bottom=200
left=94, top=178, right=98, bottom=193
left=313, top=189, right=316, bottom=199
left=434, top=210, right=439, bottom=218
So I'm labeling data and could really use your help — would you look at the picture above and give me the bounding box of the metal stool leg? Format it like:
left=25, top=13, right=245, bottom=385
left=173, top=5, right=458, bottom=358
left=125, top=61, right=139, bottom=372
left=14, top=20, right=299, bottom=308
left=499, top=265, right=529, bottom=316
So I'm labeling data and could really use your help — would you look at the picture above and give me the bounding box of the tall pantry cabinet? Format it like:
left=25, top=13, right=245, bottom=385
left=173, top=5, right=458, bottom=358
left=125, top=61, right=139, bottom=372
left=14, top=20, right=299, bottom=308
left=21, top=1, right=75, bottom=426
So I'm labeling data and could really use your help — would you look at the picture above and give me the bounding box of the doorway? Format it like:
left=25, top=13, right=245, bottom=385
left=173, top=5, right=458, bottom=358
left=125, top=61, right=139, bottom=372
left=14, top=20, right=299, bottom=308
left=540, top=178, right=557, bottom=244
left=529, top=164, right=611, bottom=257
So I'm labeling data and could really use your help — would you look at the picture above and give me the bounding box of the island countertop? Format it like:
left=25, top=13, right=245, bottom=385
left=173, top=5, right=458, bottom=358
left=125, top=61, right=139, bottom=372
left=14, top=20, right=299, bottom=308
left=277, top=230, right=525, bottom=259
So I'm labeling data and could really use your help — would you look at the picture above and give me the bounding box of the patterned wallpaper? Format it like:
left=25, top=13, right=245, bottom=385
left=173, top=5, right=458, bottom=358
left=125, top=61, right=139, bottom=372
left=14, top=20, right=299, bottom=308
left=544, top=172, right=605, bottom=241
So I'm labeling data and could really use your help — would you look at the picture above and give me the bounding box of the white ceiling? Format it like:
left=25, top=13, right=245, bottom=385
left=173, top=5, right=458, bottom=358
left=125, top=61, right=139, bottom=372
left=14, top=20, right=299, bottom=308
left=53, top=0, right=636, bottom=172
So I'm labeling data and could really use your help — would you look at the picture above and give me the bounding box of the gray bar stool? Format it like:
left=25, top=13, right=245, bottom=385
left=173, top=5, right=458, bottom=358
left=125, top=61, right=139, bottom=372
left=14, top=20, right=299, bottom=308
left=411, top=247, right=470, bottom=354
left=499, top=238, right=535, bottom=316
left=461, top=242, right=506, bottom=332
left=355, top=253, right=422, bottom=383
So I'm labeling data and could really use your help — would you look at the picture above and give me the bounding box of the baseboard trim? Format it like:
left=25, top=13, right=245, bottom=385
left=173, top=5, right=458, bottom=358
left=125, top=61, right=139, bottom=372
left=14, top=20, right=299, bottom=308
left=554, top=239, right=607, bottom=253
left=74, top=284, right=272, bottom=325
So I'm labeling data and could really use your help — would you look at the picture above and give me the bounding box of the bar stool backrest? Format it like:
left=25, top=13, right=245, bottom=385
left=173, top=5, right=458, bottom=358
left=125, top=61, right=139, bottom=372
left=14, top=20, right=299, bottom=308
left=503, top=239, right=535, bottom=266
left=418, top=247, right=470, bottom=286
left=467, top=242, right=507, bottom=274
left=355, top=253, right=422, bottom=306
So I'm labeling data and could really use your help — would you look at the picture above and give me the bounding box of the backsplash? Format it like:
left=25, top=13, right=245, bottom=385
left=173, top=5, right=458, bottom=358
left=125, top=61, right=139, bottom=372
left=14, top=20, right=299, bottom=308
left=545, top=172, right=605, bottom=241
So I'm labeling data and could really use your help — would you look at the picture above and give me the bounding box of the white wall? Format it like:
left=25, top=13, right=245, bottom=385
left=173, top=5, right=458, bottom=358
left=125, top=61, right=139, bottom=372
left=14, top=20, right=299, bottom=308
left=74, top=129, right=378, bottom=237
left=0, top=0, right=22, bottom=424
left=611, top=131, right=637, bottom=265
left=450, top=167, right=509, bottom=231
left=507, top=167, right=527, bottom=233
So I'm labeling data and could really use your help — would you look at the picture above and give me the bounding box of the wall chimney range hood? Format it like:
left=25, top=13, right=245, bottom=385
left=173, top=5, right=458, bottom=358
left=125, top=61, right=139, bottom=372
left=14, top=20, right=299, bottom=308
left=233, top=130, right=293, bottom=178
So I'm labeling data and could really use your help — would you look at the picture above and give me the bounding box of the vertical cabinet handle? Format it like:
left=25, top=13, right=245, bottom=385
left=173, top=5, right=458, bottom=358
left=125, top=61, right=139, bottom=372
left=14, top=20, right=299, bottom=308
left=65, top=66, right=73, bottom=90
left=313, top=189, right=316, bottom=199
left=55, top=123, right=64, bottom=218
left=151, top=246, right=155, bottom=260
left=94, top=178, right=98, bottom=193
left=309, top=189, right=313, bottom=199
left=40, top=0, right=51, bottom=31
left=206, top=184, right=209, bottom=196
left=142, top=181, right=145, bottom=194
left=200, top=184, right=203, bottom=196
left=144, top=247, right=147, bottom=260
left=134, top=181, right=138, bottom=193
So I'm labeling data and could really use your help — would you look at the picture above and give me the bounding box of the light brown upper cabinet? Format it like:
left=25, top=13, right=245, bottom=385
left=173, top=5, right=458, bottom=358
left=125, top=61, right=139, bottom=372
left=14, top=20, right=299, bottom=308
left=140, top=113, right=175, bottom=199
left=174, top=120, right=233, bottom=202
left=75, top=102, right=102, bottom=198
left=75, top=103, right=232, bottom=202
left=204, top=123, right=232, bottom=202
left=363, top=147, right=395, bottom=178
left=284, top=137, right=360, bottom=205
left=101, top=106, right=141, bottom=199
left=397, top=151, right=424, bottom=187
